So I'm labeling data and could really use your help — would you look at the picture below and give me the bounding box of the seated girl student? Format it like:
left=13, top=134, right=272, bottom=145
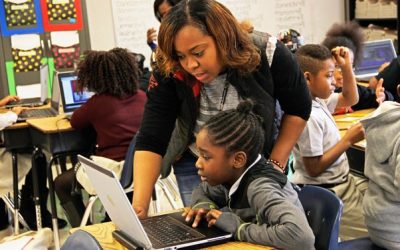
left=0, top=96, right=67, bottom=236
left=54, top=48, right=147, bottom=227
left=183, top=100, right=315, bottom=250
left=133, top=0, right=312, bottom=219
left=294, top=44, right=368, bottom=240
left=321, top=21, right=390, bottom=113
left=360, top=101, right=400, bottom=249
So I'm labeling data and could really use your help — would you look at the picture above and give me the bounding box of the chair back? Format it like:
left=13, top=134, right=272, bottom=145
left=61, top=229, right=102, bottom=250
left=119, top=134, right=137, bottom=189
left=298, top=185, right=343, bottom=250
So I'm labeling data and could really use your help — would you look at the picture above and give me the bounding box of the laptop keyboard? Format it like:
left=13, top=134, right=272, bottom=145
left=142, top=215, right=205, bottom=246
left=18, top=109, right=56, bottom=120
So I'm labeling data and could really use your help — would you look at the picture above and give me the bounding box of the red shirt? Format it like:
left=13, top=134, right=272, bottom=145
left=70, top=91, right=147, bottom=161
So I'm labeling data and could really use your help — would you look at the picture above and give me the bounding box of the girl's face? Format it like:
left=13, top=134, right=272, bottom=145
left=195, top=129, right=240, bottom=186
left=174, top=25, right=224, bottom=84
left=307, top=59, right=336, bottom=99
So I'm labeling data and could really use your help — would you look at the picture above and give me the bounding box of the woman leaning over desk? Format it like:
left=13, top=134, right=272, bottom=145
left=132, top=0, right=312, bottom=218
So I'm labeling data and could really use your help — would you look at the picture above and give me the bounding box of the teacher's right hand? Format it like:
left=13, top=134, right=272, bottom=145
left=146, top=28, right=157, bottom=44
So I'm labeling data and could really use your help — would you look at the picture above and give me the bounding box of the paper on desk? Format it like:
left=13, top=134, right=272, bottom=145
left=16, top=84, right=41, bottom=99
left=0, top=236, right=33, bottom=250
left=335, top=117, right=360, bottom=122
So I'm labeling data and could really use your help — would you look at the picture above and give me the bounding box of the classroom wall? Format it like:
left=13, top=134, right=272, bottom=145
left=85, top=0, right=346, bottom=68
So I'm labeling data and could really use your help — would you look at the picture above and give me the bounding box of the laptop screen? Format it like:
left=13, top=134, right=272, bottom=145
left=58, top=72, right=94, bottom=114
left=354, top=39, right=397, bottom=77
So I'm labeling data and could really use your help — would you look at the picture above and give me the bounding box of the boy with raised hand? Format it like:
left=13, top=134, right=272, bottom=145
left=293, top=44, right=368, bottom=240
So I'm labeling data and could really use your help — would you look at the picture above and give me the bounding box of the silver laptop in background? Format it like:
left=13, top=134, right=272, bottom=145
left=6, top=64, right=50, bottom=108
left=17, top=72, right=60, bottom=122
left=354, top=39, right=397, bottom=82
left=78, top=155, right=232, bottom=250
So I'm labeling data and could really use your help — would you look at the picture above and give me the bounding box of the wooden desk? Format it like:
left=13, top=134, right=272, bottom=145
left=70, top=222, right=273, bottom=250
left=334, top=108, right=375, bottom=177
left=334, top=108, right=375, bottom=151
left=26, top=116, right=95, bottom=250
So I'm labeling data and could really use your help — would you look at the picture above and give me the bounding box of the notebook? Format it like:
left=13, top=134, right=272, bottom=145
left=354, top=39, right=397, bottom=81
left=58, top=71, right=94, bottom=116
left=77, top=155, right=232, bottom=250
left=17, top=71, right=61, bottom=122
left=6, top=64, right=50, bottom=108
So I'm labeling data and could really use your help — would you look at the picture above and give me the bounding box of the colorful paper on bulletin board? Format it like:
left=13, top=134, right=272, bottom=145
left=11, top=34, right=43, bottom=72
left=0, top=0, right=44, bottom=36
left=50, top=30, right=80, bottom=69
left=40, top=0, right=82, bottom=31
left=6, top=57, right=54, bottom=96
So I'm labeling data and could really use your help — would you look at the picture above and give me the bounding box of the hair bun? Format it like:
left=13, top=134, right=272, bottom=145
left=236, top=99, right=254, bottom=114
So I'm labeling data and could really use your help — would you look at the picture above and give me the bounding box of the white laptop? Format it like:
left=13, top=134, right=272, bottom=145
left=17, top=72, right=60, bottom=122
left=57, top=71, right=94, bottom=116
left=78, top=155, right=232, bottom=250
left=6, top=64, right=50, bottom=108
left=354, top=39, right=397, bottom=81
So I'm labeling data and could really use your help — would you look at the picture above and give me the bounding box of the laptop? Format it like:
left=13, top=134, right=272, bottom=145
left=17, top=71, right=61, bottom=122
left=58, top=71, right=94, bottom=117
left=78, top=155, right=232, bottom=250
left=6, top=64, right=50, bottom=108
left=354, top=39, right=397, bottom=81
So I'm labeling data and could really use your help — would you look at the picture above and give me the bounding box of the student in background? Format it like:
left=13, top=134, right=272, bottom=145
left=54, top=48, right=147, bottom=227
left=277, top=28, right=304, bottom=53
left=0, top=96, right=66, bottom=236
left=293, top=44, right=368, bottom=240
left=360, top=101, right=400, bottom=249
left=322, top=21, right=391, bottom=112
left=183, top=100, right=315, bottom=250
left=146, top=0, right=182, bottom=67
left=369, top=56, right=400, bottom=103
left=133, top=0, right=311, bottom=219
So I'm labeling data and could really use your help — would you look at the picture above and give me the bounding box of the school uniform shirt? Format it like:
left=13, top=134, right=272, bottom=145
left=70, top=91, right=146, bottom=161
left=190, top=155, right=315, bottom=250
left=292, top=97, right=349, bottom=185
left=360, top=101, right=400, bottom=248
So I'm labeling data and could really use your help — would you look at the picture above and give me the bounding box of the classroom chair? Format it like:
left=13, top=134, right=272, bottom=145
left=298, top=185, right=343, bottom=250
left=61, top=229, right=102, bottom=250
left=338, top=237, right=387, bottom=250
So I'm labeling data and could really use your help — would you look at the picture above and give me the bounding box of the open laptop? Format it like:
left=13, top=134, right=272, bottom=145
left=354, top=39, right=397, bottom=81
left=6, top=64, right=50, bottom=108
left=78, top=155, right=232, bottom=250
left=58, top=71, right=94, bottom=117
left=17, top=71, right=61, bottom=122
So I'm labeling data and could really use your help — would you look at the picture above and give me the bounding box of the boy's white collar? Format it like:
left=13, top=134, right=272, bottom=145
left=228, top=154, right=262, bottom=198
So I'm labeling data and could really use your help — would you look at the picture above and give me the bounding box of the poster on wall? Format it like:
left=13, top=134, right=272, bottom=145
left=11, top=33, right=43, bottom=72
left=40, top=0, right=82, bottom=31
left=0, top=0, right=44, bottom=35
left=50, top=30, right=80, bottom=69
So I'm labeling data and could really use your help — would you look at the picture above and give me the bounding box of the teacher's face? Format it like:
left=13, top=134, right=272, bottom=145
left=174, top=25, right=224, bottom=84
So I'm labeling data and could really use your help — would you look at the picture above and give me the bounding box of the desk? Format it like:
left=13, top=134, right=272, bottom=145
left=70, top=222, right=273, bottom=250
left=334, top=108, right=375, bottom=151
left=334, top=108, right=375, bottom=176
left=27, top=116, right=95, bottom=250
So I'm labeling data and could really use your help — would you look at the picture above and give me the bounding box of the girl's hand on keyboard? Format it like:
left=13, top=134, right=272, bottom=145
left=205, top=209, right=222, bottom=227
left=182, top=207, right=210, bottom=228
